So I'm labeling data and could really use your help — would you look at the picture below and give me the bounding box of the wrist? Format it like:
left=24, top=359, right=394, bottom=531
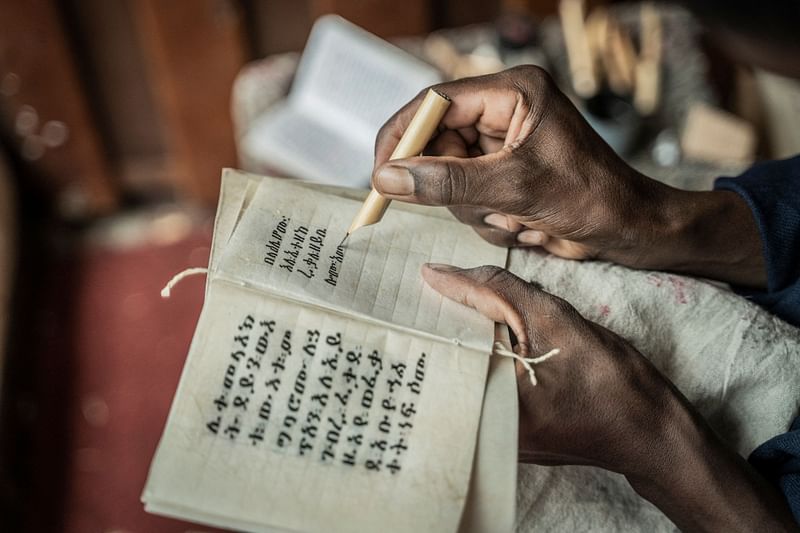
left=624, top=389, right=796, bottom=532
left=607, top=181, right=766, bottom=288
left=626, top=410, right=797, bottom=532
left=662, top=188, right=766, bottom=287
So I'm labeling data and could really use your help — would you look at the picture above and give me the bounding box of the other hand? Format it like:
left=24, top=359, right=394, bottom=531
left=421, top=263, right=796, bottom=532
left=373, top=67, right=766, bottom=287
left=421, top=263, right=679, bottom=471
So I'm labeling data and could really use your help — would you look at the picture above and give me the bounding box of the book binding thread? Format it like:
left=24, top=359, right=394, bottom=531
left=492, top=341, right=561, bottom=386
left=160, top=268, right=209, bottom=298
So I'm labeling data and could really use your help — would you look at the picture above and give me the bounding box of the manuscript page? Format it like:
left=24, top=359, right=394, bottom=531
left=144, top=282, right=489, bottom=533
left=216, top=176, right=499, bottom=353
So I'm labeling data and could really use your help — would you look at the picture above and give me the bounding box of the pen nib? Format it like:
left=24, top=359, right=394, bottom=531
left=338, top=233, right=350, bottom=248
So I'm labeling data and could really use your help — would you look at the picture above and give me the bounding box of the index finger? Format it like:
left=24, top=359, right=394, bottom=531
left=372, top=74, right=523, bottom=172
left=373, top=90, right=427, bottom=172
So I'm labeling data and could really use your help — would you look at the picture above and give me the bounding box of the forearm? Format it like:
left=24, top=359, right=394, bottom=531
left=625, top=396, right=797, bottom=532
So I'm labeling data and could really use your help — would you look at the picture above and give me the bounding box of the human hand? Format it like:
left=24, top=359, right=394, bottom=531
left=422, top=263, right=795, bottom=531
left=373, top=67, right=766, bottom=287
left=421, top=263, right=678, bottom=471
left=373, top=66, right=668, bottom=263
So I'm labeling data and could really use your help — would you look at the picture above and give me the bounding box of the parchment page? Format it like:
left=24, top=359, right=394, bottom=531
left=144, top=281, right=489, bottom=533
left=458, top=325, right=517, bottom=533
left=216, top=176, right=505, bottom=353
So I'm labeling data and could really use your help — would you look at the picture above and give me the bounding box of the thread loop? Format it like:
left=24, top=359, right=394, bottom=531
left=492, top=341, right=561, bottom=386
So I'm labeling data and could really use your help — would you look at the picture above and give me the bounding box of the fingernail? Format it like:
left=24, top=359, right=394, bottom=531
left=483, top=213, right=509, bottom=231
left=376, top=165, right=414, bottom=195
left=425, top=263, right=460, bottom=272
left=517, top=230, right=544, bottom=245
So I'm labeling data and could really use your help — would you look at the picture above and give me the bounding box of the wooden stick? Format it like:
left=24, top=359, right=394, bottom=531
left=559, top=0, right=597, bottom=98
left=344, top=88, right=451, bottom=240
left=585, top=7, right=610, bottom=80
left=634, top=2, right=662, bottom=115
left=604, top=19, right=637, bottom=96
left=639, top=1, right=663, bottom=61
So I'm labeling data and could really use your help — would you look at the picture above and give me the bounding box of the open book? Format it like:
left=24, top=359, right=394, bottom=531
left=240, top=16, right=442, bottom=188
left=143, top=170, right=518, bottom=532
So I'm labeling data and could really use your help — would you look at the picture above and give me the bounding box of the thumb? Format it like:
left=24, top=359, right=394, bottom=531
left=421, top=263, right=530, bottom=347
left=373, top=152, right=515, bottom=209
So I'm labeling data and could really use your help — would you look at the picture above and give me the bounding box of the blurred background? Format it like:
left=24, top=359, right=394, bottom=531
left=0, top=0, right=798, bottom=531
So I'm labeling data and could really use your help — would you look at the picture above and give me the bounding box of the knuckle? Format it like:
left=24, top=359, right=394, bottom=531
left=375, top=121, right=392, bottom=145
left=473, top=264, right=506, bottom=283
left=519, top=65, right=553, bottom=90
left=508, top=66, right=556, bottom=123
left=472, top=266, right=524, bottom=299
left=428, top=82, right=446, bottom=95
left=412, top=86, right=430, bottom=104
left=471, top=265, right=515, bottom=293
left=426, top=82, right=456, bottom=102
left=374, top=119, right=399, bottom=159
left=507, top=64, right=540, bottom=78
left=433, top=76, right=478, bottom=96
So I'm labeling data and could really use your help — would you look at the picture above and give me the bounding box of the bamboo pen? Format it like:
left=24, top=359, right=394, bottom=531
left=341, top=88, right=451, bottom=245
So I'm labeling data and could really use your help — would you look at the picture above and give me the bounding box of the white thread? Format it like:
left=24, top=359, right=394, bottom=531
left=492, top=341, right=561, bottom=386
left=160, top=267, right=209, bottom=298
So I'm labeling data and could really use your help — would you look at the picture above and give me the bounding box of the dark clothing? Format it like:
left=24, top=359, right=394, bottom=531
left=750, top=417, right=800, bottom=524
left=715, top=155, right=800, bottom=523
left=716, top=157, right=800, bottom=327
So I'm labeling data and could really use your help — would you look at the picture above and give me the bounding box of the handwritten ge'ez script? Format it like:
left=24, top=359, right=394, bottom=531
left=205, top=314, right=428, bottom=476
left=263, top=216, right=345, bottom=287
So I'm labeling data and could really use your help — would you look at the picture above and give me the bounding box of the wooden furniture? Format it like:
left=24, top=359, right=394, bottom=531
left=0, top=0, right=118, bottom=216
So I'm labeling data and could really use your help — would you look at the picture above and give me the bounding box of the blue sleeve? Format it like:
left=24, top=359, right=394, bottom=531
left=749, top=418, right=800, bottom=524
left=714, top=155, right=800, bottom=523
left=714, top=155, right=800, bottom=327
